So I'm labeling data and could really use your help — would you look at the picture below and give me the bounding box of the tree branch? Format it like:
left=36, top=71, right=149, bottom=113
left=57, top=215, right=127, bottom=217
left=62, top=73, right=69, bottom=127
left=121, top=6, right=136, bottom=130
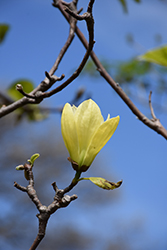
left=0, top=73, right=64, bottom=118
left=0, top=0, right=94, bottom=119
left=0, top=1, right=76, bottom=118
left=55, top=0, right=167, bottom=140
left=43, top=0, right=95, bottom=97
left=14, top=164, right=78, bottom=250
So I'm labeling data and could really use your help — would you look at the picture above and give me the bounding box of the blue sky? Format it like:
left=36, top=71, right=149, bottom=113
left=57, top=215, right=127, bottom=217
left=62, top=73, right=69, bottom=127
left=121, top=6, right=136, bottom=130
left=1, top=0, right=167, bottom=249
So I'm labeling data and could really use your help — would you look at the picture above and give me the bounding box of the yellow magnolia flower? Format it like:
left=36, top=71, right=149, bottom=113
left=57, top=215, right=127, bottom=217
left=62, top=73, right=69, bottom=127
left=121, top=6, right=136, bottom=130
left=61, top=99, right=120, bottom=171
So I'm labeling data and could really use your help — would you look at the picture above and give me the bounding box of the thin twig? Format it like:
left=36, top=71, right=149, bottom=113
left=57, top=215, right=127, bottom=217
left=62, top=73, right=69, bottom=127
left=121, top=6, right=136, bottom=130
left=43, top=0, right=95, bottom=97
left=14, top=182, right=27, bottom=192
left=149, top=91, right=157, bottom=120
left=16, top=84, right=37, bottom=99
left=49, top=0, right=78, bottom=75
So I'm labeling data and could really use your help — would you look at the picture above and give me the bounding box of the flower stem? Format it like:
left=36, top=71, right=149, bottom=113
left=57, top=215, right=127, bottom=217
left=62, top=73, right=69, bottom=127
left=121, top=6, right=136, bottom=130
left=63, top=171, right=81, bottom=194
left=73, top=171, right=82, bottom=183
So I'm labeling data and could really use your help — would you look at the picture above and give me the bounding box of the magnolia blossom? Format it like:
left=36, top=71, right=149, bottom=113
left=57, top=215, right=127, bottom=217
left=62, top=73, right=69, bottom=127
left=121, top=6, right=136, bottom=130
left=61, top=99, right=120, bottom=171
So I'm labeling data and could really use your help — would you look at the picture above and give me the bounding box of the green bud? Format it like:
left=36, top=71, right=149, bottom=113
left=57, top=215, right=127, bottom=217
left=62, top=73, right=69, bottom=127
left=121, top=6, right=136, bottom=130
left=16, top=165, right=24, bottom=170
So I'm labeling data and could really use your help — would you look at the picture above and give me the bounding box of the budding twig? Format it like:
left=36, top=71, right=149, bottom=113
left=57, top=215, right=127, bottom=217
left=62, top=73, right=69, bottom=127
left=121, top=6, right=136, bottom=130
left=14, top=165, right=78, bottom=250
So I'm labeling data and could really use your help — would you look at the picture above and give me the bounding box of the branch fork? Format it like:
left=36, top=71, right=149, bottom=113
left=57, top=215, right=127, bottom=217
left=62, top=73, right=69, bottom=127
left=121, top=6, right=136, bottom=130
left=14, top=166, right=78, bottom=250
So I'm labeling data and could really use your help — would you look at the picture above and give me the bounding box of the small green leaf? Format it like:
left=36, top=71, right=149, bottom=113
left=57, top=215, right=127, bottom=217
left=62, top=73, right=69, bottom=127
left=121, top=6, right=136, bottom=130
left=28, top=153, right=40, bottom=167
left=79, top=177, right=122, bottom=190
left=138, top=45, right=167, bottom=67
left=0, top=24, right=9, bottom=43
left=7, top=79, right=34, bottom=100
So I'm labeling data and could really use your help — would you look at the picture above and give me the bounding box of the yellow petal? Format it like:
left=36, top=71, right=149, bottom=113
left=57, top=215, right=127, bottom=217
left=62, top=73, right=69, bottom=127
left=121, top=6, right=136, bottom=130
left=83, top=116, right=120, bottom=166
left=75, top=100, right=104, bottom=144
left=71, top=104, right=77, bottom=113
left=74, top=99, right=104, bottom=166
left=61, top=103, right=79, bottom=163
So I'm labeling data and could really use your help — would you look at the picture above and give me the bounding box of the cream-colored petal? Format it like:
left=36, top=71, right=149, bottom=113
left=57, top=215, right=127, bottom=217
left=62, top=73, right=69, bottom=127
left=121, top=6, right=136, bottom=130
left=61, top=103, right=79, bottom=163
left=75, top=100, right=104, bottom=159
left=82, top=116, right=120, bottom=166
left=72, top=105, right=77, bottom=114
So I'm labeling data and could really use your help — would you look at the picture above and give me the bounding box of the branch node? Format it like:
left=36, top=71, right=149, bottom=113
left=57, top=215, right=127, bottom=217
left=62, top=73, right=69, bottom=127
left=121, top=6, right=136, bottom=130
left=44, top=72, right=65, bottom=85
left=60, top=194, right=78, bottom=207
left=39, top=205, right=48, bottom=213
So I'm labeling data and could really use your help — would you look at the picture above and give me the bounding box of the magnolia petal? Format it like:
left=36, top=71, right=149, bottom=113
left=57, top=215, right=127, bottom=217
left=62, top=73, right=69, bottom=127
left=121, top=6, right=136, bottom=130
left=75, top=100, right=103, bottom=165
left=61, top=103, right=79, bottom=163
left=83, top=116, right=120, bottom=166
left=71, top=105, right=77, bottom=114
